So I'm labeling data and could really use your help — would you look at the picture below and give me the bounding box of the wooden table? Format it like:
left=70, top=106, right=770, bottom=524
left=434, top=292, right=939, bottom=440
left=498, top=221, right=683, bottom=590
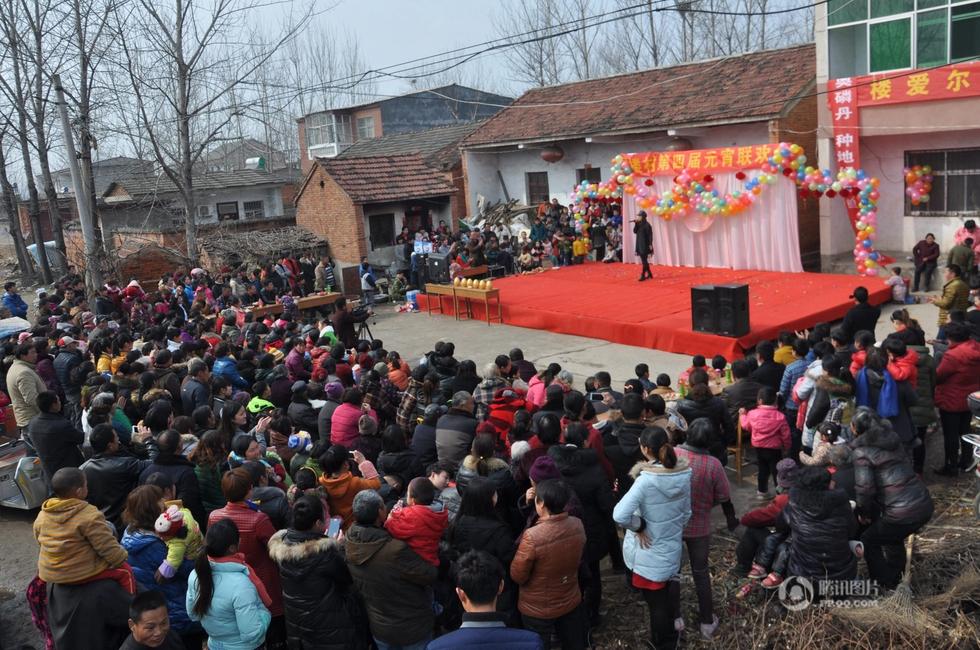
left=248, top=292, right=342, bottom=318
left=454, top=286, right=502, bottom=325
left=425, top=283, right=457, bottom=319
left=459, top=265, right=488, bottom=279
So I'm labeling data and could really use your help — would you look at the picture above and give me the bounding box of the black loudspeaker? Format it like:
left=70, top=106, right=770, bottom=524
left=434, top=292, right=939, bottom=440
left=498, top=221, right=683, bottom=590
left=427, top=252, right=450, bottom=284
left=715, top=284, right=750, bottom=337
left=691, top=285, right=718, bottom=333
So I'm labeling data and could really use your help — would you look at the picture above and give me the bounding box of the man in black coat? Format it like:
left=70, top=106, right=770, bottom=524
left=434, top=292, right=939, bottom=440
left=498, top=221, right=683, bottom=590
left=53, top=337, right=84, bottom=429
left=330, top=297, right=370, bottom=350
left=721, top=360, right=766, bottom=423
left=138, top=430, right=207, bottom=531
left=841, top=286, right=881, bottom=341
left=633, top=210, right=654, bottom=282
left=28, top=391, right=84, bottom=488
left=81, top=424, right=152, bottom=532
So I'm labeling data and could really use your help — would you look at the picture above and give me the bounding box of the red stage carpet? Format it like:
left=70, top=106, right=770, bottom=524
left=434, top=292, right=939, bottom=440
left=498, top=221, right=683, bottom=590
left=420, top=264, right=891, bottom=359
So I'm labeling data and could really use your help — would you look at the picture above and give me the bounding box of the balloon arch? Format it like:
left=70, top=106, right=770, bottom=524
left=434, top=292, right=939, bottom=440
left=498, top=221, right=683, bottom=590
left=569, top=143, right=890, bottom=275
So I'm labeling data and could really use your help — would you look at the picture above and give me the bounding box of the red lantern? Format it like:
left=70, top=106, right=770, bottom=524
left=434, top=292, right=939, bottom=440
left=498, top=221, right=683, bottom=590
left=814, top=190, right=824, bottom=198
left=644, top=179, right=654, bottom=186
left=782, top=167, right=793, bottom=176
left=703, top=174, right=714, bottom=183
left=799, top=189, right=810, bottom=198
left=540, top=144, right=564, bottom=163
left=826, top=189, right=837, bottom=198
left=735, top=171, right=746, bottom=180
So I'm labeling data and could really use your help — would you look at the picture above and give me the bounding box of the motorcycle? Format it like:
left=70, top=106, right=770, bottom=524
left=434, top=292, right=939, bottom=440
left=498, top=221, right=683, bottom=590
left=961, top=391, right=980, bottom=520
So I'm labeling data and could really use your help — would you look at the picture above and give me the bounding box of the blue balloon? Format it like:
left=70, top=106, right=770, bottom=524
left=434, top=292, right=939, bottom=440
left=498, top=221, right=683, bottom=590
left=856, top=170, right=866, bottom=180
left=869, top=252, right=879, bottom=261
left=863, top=239, right=872, bottom=248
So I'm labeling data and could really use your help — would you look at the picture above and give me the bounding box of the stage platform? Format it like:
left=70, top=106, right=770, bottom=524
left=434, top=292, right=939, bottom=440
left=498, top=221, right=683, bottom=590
left=419, top=264, right=891, bottom=359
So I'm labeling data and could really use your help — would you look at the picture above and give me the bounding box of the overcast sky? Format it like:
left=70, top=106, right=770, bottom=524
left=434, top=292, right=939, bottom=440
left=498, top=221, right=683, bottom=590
left=321, top=0, right=510, bottom=95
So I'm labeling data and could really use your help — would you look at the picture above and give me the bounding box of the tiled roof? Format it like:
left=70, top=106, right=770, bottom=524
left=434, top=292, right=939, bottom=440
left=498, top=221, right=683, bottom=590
left=105, top=168, right=300, bottom=198
left=463, top=44, right=815, bottom=147
left=317, top=153, right=456, bottom=203
left=337, top=122, right=482, bottom=169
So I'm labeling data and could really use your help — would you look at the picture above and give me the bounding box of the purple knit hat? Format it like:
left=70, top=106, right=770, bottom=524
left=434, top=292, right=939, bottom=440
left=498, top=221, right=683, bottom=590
left=529, top=455, right=562, bottom=483
left=324, top=381, right=343, bottom=400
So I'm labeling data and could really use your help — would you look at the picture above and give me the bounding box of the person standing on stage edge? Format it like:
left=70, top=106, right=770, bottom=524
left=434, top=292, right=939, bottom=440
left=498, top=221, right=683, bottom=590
left=635, top=210, right=653, bottom=282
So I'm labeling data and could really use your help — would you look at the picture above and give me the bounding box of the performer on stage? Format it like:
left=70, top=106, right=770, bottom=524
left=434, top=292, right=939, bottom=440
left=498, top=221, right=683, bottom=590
left=634, top=210, right=653, bottom=281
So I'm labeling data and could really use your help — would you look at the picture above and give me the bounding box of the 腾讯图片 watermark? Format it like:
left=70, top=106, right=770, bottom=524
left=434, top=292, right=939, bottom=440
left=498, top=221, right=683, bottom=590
left=778, top=576, right=881, bottom=611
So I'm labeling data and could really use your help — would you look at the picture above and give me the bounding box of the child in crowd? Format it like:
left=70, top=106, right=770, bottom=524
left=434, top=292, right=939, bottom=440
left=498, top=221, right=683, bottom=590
left=773, top=331, right=796, bottom=366
left=885, top=266, right=908, bottom=303
left=154, top=500, right=203, bottom=582
left=517, top=247, right=536, bottom=274
left=739, top=387, right=791, bottom=498
left=849, top=330, right=876, bottom=377
left=385, top=477, right=449, bottom=567
left=34, top=468, right=134, bottom=592
left=572, top=233, right=589, bottom=264
left=711, top=355, right=728, bottom=378
left=635, top=363, right=655, bottom=393
left=799, top=421, right=841, bottom=466
left=737, top=459, right=797, bottom=593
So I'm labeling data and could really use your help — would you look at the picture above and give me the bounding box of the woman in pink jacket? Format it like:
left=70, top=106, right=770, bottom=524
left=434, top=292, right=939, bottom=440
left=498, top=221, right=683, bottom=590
left=329, top=387, right=378, bottom=448
left=739, top=387, right=790, bottom=499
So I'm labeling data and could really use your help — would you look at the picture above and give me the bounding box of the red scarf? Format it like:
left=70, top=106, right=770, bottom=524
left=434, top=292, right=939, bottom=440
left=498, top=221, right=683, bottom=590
left=209, top=553, right=273, bottom=609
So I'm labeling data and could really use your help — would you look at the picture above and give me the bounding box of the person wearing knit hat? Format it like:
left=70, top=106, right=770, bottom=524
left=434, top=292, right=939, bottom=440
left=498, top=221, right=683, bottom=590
left=324, top=381, right=343, bottom=401
left=522, top=456, right=582, bottom=527
left=354, top=414, right=382, bottom=463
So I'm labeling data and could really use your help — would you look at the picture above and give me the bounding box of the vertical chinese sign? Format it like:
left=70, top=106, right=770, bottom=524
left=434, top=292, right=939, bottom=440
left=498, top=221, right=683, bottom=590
left=827, top=61, right=980, bottom=169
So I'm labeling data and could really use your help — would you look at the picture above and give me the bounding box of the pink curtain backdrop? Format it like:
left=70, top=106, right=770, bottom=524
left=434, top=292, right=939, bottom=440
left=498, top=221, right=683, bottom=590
left=621, top=173, right=804, bottom=273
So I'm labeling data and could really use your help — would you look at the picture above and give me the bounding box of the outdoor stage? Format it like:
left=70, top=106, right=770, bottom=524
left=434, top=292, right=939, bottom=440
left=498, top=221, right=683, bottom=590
left=420, top=264, right=891, bottom=359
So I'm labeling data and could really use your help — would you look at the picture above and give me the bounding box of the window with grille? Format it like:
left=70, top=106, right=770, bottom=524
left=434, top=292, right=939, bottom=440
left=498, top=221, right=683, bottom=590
left=526, top=172, right=550, bottom=205
left=576, top=167, right=602, bottom=184
left=905, top=147, right=980, bottom=214
left=197, top=205, right=210, bottom=219
left=243, top=201, right=265, bottom=219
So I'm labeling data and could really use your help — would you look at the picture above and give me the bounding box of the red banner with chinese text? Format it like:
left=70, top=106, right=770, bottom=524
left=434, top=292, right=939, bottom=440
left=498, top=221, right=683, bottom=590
left=855, top=60, right=980, bottom=107
left=827, top=78, right=861, bottom=169
left=624, top=145, right=775, bottom=176
left=827, top=61, right=980, bottom=170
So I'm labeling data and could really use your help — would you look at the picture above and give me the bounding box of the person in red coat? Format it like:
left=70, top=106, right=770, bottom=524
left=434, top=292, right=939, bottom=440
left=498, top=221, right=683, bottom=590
left=934, top=322, right=980, bottom=475
left=208, top=467, right=283, bottom=617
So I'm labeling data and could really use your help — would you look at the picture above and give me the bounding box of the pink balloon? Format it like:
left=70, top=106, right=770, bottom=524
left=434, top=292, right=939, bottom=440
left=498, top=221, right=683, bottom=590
left=865, top=268, right=877, bottom=277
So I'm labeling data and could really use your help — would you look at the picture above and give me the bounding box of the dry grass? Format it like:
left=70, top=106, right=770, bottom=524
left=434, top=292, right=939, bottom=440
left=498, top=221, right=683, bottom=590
left=594, top=481, right=980, bottom=649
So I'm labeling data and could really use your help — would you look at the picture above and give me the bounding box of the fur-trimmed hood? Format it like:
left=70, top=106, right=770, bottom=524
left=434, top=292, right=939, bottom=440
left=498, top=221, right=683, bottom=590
left=268, top=528, right=342, bottom=564
left=816, top=375, right=853, bottom=396
left=628, top=456, right=690, bottom=479
left=460, top=454, right=509, bottom=473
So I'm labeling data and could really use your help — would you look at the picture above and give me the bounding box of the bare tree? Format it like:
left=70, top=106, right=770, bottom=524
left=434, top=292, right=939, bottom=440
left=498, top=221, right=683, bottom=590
left=494, top=0, right=565, bottom=87
left=0, top=0, right=53, bottom=282
left=20, top=0, right=70, bottom=272
left=0, top=129, right=36, bottom=279
left=113, top=0, right=313, bottom=261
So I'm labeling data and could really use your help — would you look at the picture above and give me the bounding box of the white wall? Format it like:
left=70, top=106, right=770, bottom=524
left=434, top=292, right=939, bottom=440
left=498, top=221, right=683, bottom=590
left=819, top=129, right=980, bottom=255
left=463, top=123, right=772, bottom=211
left=196, top=185, right=284, bottom=223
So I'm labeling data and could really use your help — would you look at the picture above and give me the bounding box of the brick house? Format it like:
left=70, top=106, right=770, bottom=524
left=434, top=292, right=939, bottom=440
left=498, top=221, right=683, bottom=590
left=297, top=84, right=512, bottom=173
left=295, top=122, right=480, bottom=283
left=461, top=44, right=822, bottom=269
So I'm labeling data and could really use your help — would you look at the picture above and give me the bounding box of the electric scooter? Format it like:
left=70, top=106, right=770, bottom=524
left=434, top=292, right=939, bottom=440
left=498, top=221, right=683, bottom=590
left=0, top=438, right=48, bottom=510
left=960, top=391, right=980, bottom=520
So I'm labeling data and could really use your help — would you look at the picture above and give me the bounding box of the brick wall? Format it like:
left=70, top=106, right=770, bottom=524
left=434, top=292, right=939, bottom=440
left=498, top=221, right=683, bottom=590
left=771, top=91, right=820, bottom=271
left=295, top=164, right=367, bottom=264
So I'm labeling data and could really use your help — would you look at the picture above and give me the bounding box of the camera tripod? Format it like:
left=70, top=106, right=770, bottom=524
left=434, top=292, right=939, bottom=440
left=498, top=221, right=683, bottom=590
left=356, top=319, right=374, bottom=341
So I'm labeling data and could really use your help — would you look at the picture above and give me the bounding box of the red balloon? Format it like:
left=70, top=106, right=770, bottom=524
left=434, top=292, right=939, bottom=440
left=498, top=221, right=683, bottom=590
left=644, top=179, right=654, bottom=186
left=799, top=189, right=810, bottom=198
left=826, top=189, right=837, bottom=198
left=782, top=167, right=793, bottom=176
left=704, top=174, right=714, bottom=183
left=735, top=171, right=747, bottom=180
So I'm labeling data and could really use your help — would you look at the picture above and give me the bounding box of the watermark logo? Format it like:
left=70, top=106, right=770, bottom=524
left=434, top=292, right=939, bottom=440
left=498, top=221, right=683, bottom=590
left=778, top=576, right=815, bottom=611
left=778, top=578, right=880, bottom=610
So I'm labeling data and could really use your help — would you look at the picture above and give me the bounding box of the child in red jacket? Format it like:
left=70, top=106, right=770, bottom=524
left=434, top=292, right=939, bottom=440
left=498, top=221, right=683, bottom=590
left=883, top=338, right=919, bottom=386
left=849, top=330, right=876, bottom=377
left=739, top=387, right=791, bottom=497
left=384, top=476, right=448, bottom=566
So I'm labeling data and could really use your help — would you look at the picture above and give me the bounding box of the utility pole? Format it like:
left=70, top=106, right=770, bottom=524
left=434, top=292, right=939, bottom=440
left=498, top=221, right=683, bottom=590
left=53, top=74, right=102, bottom=293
